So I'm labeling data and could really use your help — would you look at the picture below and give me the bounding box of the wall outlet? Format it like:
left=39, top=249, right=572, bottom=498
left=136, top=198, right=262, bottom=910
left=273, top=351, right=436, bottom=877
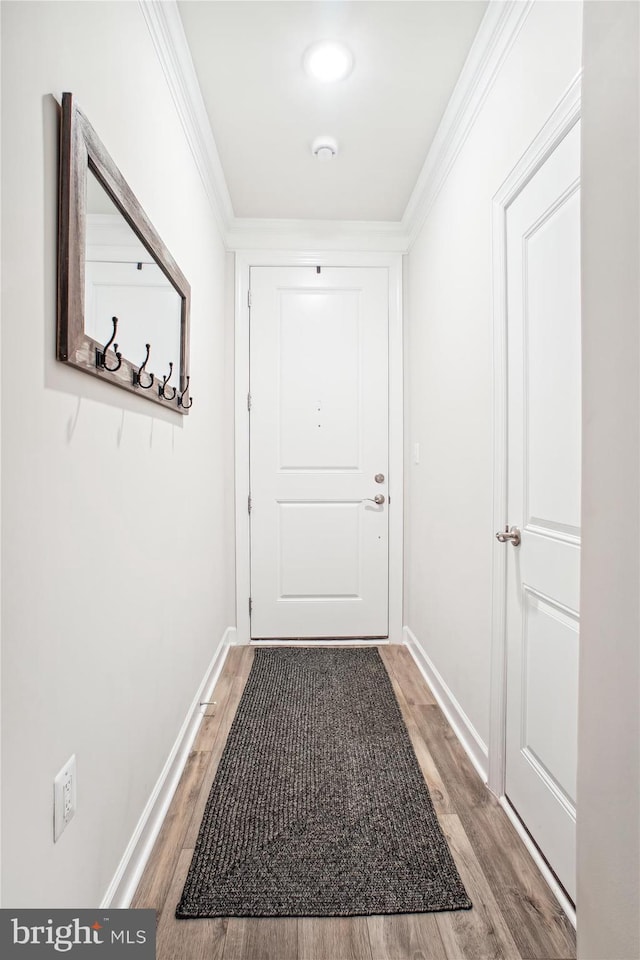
left=53, top=754, right=77, bottom=842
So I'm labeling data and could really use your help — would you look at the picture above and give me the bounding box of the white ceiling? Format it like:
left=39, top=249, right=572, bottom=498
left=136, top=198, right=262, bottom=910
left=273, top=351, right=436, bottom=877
left=177, top=1, right=488, bottom=222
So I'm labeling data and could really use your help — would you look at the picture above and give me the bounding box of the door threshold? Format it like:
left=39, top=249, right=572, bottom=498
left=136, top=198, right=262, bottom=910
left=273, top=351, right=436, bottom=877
left=250, top=638, right=390, bottom=646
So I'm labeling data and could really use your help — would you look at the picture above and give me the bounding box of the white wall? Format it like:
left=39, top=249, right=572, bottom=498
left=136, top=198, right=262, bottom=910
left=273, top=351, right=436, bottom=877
left=1, top=0, right=234, bottom=906
left=404, top=1, right=583, bottom=755
left=0, top=0, right=3, bottom=909
left=577, top=3, right=640, bottom=957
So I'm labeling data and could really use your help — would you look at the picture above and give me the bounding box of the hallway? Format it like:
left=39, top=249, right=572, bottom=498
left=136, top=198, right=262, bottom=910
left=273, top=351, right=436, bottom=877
left=132, top=646, right=576, bottom=960
left=1, top=3, right=638, bottom=958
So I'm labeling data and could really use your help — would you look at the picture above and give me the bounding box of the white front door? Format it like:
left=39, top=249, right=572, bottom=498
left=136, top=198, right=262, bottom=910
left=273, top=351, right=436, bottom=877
left=249, top=266, right=389, bottom=639
left=503, top=121, right=581, bottom=900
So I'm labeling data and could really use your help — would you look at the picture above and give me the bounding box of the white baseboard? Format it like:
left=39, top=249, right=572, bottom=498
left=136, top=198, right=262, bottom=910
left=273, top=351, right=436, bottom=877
left=402, top=627, right=575, bottom=927
left=403, top=625, right=488, bottom=782
left=100, top=626, right=235, bottom=908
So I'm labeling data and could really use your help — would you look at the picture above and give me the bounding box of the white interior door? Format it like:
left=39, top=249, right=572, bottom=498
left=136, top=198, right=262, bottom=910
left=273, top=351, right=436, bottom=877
left=249, top=266, right=389, bottom=639
left=503, top=121, right=581, bottom=901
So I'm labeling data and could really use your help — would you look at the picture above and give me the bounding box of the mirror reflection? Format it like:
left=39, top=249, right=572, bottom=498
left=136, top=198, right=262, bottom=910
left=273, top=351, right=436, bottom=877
left=57, top=93, right=191, bottom=412
left=85, top=170, right=182, bottom=387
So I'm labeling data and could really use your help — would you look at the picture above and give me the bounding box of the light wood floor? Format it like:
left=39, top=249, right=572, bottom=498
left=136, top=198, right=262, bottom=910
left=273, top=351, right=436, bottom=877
left=132, top=645, right=576, bottom=960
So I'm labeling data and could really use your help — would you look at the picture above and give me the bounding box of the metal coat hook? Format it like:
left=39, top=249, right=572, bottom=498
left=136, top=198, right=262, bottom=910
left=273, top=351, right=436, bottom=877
left=132, top=343, right=154, bottom=389
left=158, top=362, right=176, bottom=401
left=95, top=316, right=122, bottom=373
left=178, top=375, right=193, bottom=409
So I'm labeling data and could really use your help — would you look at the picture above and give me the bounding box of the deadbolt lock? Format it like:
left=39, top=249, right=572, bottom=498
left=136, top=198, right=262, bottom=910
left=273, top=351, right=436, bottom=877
left=374, top=473, right=385, bottom=483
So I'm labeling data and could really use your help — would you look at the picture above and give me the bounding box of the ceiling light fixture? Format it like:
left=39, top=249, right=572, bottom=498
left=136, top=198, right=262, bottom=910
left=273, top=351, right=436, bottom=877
left=311, top=136, right=339, bottom=161
left=303, top=41, right=354, bottom=83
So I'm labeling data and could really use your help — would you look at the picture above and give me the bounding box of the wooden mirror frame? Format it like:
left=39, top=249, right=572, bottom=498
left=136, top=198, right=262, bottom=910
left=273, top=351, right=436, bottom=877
left=57, top=92, right=192, bottom=414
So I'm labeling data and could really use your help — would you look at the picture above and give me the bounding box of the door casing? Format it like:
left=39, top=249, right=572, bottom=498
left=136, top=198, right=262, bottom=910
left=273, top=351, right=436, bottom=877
left=234, top=250, right=403, bottom=645
left=489, top=75, right=581, bottom=925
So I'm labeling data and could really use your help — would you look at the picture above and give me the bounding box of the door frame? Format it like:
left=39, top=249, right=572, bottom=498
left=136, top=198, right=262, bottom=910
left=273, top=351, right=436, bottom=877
left=488, top=76, right=581, bottom=921
left=234, top=250, right=403, bottom=645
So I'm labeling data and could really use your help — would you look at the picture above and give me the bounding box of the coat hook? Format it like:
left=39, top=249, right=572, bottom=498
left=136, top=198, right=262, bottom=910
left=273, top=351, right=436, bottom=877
left=158, top=362, right=177, bottom=401
left=178, top=375, right=193, bottom=409
left=132, top=343, right=154, bottom=389
left=95, top=316, right=122, bottom=372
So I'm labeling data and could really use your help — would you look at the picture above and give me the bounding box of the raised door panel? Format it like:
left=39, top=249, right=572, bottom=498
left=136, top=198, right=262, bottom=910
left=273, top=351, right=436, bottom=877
left=278, top=290, right=362, bottom=472
left=524, top=189, right=582, bottom=537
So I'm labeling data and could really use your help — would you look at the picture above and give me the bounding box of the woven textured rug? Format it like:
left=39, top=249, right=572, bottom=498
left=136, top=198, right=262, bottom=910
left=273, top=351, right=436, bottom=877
left=176, top=647, right=472, bottom=918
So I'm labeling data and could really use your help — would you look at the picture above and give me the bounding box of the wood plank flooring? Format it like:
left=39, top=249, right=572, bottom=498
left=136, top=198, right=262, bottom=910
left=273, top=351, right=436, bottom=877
left=131, top=645, right=576, bottom=960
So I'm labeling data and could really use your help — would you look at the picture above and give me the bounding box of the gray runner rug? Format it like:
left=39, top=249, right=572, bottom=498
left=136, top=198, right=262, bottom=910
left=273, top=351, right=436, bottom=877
left=176, top=647, right=472, bottom=918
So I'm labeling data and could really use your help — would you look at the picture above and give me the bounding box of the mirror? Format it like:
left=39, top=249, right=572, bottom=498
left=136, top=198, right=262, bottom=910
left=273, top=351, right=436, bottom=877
left=57, top=93, right=192, bottom=412
left=85, top=171, right=183, bottom=385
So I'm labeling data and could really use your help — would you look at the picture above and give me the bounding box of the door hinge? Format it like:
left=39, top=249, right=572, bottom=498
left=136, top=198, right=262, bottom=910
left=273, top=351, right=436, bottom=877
left=249, top=597, right=253, bottom=615
left=248, top=494, right=252, bottom=514
left=247, top=392, right=252, bottom=411
left=247, top=289, right=252, bottom=308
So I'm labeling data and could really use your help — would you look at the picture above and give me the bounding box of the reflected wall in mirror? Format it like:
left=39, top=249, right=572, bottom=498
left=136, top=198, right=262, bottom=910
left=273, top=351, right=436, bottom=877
left=57, top=92, right=192, bottom=413
left=85, top=171, right=183, bottom=388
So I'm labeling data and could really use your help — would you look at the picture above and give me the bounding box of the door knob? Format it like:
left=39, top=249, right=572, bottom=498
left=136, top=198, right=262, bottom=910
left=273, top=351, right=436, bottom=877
left=496, top=525, right=521, bottom=546
left=364, top=494, right=385, bottom=505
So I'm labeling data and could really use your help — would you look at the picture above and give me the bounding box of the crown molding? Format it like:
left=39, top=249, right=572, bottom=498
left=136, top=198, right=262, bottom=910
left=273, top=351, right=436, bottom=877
left=139, top=0, right=234, bottom=239
left=138, top=0, right=409, bottom=251
left=140, top=0, right=535, bottom=254
left=401, top=0, right=535, bottom=248
left=227, top=217, right=409, bottom=252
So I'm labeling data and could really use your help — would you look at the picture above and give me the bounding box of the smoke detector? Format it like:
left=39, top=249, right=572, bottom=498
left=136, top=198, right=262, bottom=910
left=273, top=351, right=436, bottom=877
left=311, top=136, right=339, bottom=161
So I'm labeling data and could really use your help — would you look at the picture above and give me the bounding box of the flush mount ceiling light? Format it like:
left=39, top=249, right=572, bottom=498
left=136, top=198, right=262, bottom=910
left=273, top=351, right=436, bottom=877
left=303, top=41, right=354, bottom=83
left=311, top=136, right=339, bottom=161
